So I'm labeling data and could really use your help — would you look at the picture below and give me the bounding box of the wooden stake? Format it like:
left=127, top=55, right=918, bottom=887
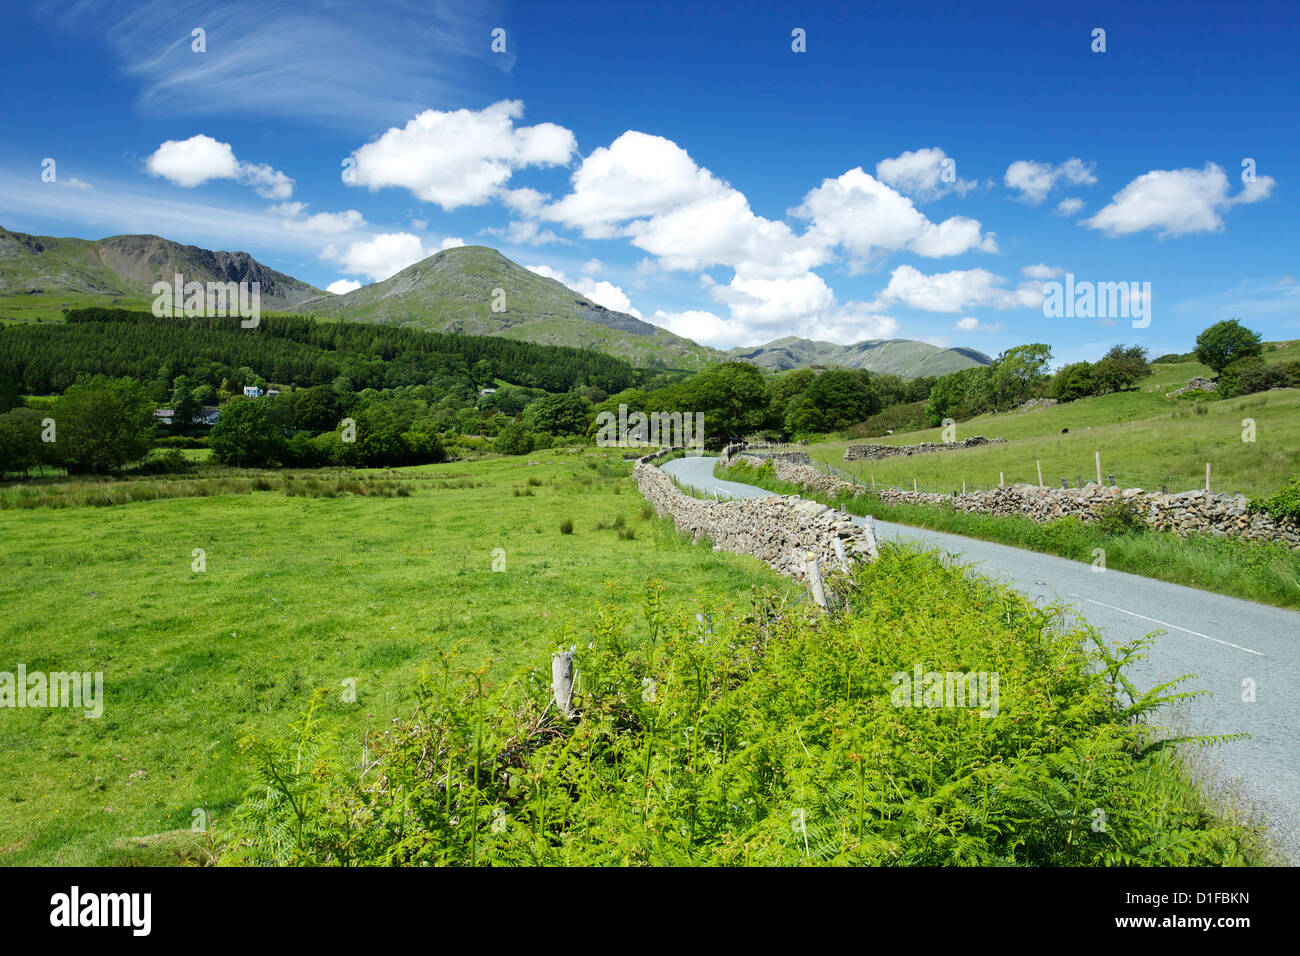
left=1096, top=450, right=1102, bottom=486
left=551, top=647, right=577, bottom=719
left=1036, top=460, right=1043, bottom=487
left=805, top=553, right=827, bottom=609
left=1206, top=462, right=1211, bottom=493
left=999, top=471, right=1004, bottom=487
left=913, top=477, right=918, bottom=493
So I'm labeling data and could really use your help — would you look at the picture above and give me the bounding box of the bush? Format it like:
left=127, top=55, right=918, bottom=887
left=1249, top=476, right=1300, bottom=522
left=139, top=449, right=200, bottom=475
left=1219, top=357, right=1296, bottom=397
left=1094, top=499, right=1147, bottom=536
left=559, top=518, right=574, bottom=534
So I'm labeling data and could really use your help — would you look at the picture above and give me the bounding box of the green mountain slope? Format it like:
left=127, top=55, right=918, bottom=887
left=299, top=245, right=723, bottom=370
left=725, top=336, right=992, bottom=377
left=0, top=225, right=323, bottom=315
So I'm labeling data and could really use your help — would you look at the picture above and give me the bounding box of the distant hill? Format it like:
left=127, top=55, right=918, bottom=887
left=299, top=245, right=721, bottom=370
left=726, top=336, right=992, bottom=377
left=0, top=226, right=322, bottom=313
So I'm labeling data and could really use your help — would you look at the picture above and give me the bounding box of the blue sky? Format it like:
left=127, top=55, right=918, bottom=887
left=2, top=0, right=1297, bottom=364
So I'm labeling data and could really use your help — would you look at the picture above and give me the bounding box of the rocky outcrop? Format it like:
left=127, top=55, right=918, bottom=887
left=1171, top=377, right=1217, bottom=396
left=633, top=450, right=876, bottom=580
left=730, top=453, right=1300, bottom=550
left=843, top=436, right=1007, bottom=461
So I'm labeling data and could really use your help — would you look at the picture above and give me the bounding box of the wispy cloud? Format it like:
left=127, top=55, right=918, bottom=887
left=37, top=0, right=505, bottom=128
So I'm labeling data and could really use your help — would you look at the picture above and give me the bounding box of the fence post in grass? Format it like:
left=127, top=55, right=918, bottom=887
left=961, top=479, right=966, bottom=496
left=551, top=647, right=577, bottom=719
left=1206, top=462, right=1211, bottom=493
left=1096, top=451, right=1102, bottom=486
left=805, top=553, right=828, bottom=609
left=832, top=536, right=849, bottom=572
left=1000, top=471, right=1004, bottom=487
left=862, top=514, right=879, bottom=560
left=1036, top=460, right=1043, bottom=487
left=913, top=477, right=918, bottom=493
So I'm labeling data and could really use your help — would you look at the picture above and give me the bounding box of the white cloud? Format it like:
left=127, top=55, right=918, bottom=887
left=438, top=236, right=466, bottom=251
left=326, top=279, right=363, bottom=294
left=1082, top=163, right=1276, bottom=237
left=271, top=203, right=366, bottom=236
left=323, top=232, right=431, bottom=281
left=146, top=134, right=294, bottom=198
left=1057, top=197, right=1084, bottom=216
left=794, top=168, right=996, bottom=271
left=954, top=316, right=1003, bottom=333
left=875, top=147, right=977, bottom=201
left=649, top=309, right=736, bottom=348
left=525, top=264, right=642, bottom=317
left=349, top=100, right=576, bottom=210
left=868, top=265, right=1044, bottom=313
left=1021, top=263, right=1065, bottom=280
left=484, top=219, right=565, bottom=245
left=1004, top=158, right=1096, bottom=204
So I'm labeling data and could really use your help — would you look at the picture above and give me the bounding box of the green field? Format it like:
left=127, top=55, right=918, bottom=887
left=806, top=346, right=1300, bottom=499
left=0, top=449, right=791, bottom=865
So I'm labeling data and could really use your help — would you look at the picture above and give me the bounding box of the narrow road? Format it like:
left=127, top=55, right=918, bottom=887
left=662, top=454, right=1300, bottom=863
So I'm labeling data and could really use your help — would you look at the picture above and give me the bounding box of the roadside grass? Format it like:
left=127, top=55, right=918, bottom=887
left=0, top=448, right=792, bottom=865
left=716, top=460, right=1300, bottom=610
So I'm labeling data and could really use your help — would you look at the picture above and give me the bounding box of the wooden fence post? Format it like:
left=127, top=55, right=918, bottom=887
left=913, top=477, right=918, bottom=493
left=1036, top=460, right=1043, bottom=487
left=551, top=647, right=577, bottom=718
left=999, top=471, right=1004, bottom=487
left=805, top=553, right=827, bottom=609
left=1096, top=451, right=1102, bottom=486
left=832, top=536, right=849, bottom=572
left=1206, top=462, right=1211, bottom=493
left=862, top=514, right=880, bottom=560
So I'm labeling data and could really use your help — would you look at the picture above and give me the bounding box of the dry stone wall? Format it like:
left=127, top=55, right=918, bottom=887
left=730, top=452, right=1300, bottom=550
left=843, top=436, right=1007, bottom=461
left=633, top=451, right=876, bottom=581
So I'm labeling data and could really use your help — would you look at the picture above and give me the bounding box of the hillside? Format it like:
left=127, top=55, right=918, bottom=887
left=804, top=342, right=1300, bottom=498
left=0, top=226, right=322, bottom=314
left=726, top=335, right=991, bottom=377
left=299, top=245, right=723, bottom=370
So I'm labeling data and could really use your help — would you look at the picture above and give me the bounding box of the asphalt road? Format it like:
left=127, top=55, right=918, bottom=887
left=662, top=454, right=1300, bottom=863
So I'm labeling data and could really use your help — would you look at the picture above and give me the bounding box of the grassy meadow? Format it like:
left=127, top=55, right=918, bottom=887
left=0, top=449, right=792, bottom=865
left=809, top=346, right=1300, bottom=499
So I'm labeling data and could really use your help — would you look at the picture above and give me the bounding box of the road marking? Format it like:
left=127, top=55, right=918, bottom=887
left=1067, top=593, right=1263, bottom=656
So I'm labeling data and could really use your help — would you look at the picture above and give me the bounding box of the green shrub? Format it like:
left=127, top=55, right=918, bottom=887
left=139, top=449, right=200, bottom=475
left=559, top=518, right=574, bottom=534
left=1094, top=499, right=1147, bottom=536
left=1248, top=476, right=1300, bottom=522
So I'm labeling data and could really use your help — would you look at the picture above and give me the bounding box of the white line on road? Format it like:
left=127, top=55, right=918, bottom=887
left=1067, top=593, right=1263, bottom=656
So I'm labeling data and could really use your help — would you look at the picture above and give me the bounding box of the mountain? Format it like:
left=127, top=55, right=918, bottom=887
left=0, top=226, right=988, bottom=377
left=299, top=245, right=721, bottom=370
left=0, top=226, right=323, bottom=313
left=725, top=336, right=992, bottom=377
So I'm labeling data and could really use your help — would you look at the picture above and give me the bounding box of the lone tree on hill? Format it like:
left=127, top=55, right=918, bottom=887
left=1195, top=319, right=1263, bottom=376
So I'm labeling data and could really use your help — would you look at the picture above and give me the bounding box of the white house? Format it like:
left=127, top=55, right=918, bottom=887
left=243, top=386, right=264, bottom=398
